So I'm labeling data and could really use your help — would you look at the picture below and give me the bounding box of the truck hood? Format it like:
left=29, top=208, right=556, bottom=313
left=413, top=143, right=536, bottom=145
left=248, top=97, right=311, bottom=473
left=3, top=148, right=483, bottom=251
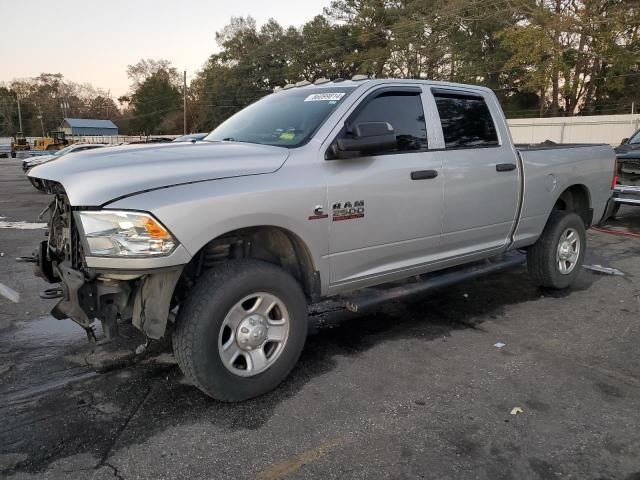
left=28, top=141, right=289, bottom=205
left=615, top=143, right=640, bottom=155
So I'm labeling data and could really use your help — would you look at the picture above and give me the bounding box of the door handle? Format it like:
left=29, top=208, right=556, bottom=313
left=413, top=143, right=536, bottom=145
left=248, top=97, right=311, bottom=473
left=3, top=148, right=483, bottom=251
left=496, top=163, right=516, bottom=172
left=411, top=170, right=438, bottom=180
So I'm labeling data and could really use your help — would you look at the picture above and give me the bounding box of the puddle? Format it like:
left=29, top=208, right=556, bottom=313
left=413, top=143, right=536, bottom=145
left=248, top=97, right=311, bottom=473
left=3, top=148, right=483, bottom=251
left=11, top=315, right=90, bottom=345
left=0, top=316, right=104, bottom=403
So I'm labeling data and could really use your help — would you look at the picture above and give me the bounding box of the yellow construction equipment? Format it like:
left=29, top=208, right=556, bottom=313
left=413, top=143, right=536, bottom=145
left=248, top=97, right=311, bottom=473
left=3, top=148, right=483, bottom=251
left=11, top=132, right=31, bottom=157
left=33, top=131, right=72, bottom=151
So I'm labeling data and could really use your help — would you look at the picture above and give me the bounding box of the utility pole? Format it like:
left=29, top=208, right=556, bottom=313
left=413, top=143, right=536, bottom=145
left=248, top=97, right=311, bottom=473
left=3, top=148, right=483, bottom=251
left=183, top=70, right=187, bottom=135
left=61, top=99, right=69, bottom=119
left=37, top=114, right=45, bottom=137
left=632, top=102, right=635, bottom=115
left=16, top=95, right=23, bottom=133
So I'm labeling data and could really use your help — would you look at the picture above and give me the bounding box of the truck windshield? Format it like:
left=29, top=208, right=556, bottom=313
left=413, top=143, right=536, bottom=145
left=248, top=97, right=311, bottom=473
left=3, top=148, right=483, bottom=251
left=204, top=86, right=356, bottom=148
left=628, top=130, right=640, bottom=145
left=53, top=145, right=76, bottom=156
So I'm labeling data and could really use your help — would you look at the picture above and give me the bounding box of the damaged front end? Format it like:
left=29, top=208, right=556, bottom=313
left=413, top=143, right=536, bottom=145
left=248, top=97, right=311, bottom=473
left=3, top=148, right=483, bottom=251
left=33, top=181, right=183, bottom=342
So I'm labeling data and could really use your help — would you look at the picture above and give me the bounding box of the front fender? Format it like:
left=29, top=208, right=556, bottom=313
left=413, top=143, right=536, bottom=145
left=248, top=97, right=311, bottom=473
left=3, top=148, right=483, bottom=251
left=107, top=173, right=330, bottom=293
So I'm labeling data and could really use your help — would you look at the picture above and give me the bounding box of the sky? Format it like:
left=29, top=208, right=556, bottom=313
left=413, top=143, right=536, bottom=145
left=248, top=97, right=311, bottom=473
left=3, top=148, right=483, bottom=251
left=0, top=0, right=331, bottom=97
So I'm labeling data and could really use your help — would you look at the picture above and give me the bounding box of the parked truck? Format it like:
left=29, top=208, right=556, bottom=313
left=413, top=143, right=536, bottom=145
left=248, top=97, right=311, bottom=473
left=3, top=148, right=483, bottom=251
left=611, top=129, right=640, bottom=214
left=27, top=78, right=616, bottom=401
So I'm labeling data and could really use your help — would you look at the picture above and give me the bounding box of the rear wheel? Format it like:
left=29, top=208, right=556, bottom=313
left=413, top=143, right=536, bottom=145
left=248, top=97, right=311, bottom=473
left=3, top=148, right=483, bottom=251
left=173, top=259, right=308, bottom=401
left=527, top=211, right=586, bottom=289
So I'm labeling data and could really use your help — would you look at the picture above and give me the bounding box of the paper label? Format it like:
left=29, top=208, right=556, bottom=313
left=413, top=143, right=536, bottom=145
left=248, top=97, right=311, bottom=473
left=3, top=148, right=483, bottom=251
left=304, top=92, right=346, bottom=102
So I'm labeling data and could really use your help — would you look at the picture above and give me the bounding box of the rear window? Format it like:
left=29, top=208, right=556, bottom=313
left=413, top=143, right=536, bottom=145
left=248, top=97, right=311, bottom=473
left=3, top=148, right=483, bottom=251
left=433, top=92, right=499, bottom=149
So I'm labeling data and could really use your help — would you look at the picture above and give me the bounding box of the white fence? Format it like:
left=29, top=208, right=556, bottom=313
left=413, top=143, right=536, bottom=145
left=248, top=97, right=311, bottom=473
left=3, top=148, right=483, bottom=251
left=57, top=117, right=640, bottom=147
left=71, top=135, right=178, bottom=144
left=507, top=114, right=640, bottom=146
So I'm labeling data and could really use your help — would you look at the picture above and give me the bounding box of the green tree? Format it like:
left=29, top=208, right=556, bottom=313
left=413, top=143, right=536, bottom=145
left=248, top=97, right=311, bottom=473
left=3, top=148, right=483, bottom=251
left=325, top=0, right=396, bottom=77
left=129, top=66, right=181, bottom=135
left=0, top=87, right=18, bottom=136
left=500, top=0, right=639, bottom=116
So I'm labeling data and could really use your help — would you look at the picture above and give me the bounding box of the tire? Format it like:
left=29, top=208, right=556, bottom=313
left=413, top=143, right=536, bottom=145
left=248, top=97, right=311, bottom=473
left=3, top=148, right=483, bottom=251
left=173, top=259, right=308, bottom=402
left=527, top=211, right=586, bottom=289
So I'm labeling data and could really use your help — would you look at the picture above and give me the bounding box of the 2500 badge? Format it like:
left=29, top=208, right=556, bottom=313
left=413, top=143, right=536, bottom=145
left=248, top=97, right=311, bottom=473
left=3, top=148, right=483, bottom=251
left=332, top=200, right=365, bottom=221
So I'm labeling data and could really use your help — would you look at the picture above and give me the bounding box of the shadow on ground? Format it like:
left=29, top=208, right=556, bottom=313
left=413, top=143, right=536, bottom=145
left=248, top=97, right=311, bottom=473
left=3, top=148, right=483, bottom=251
left=1, top=262, right=602, bottom=476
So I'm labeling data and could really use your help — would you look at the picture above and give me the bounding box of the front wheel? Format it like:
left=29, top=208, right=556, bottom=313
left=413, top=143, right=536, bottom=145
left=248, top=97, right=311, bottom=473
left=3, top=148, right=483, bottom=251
left=173, top=259, right=308, bottom=402
left=527, top=211, right=586, bottom=289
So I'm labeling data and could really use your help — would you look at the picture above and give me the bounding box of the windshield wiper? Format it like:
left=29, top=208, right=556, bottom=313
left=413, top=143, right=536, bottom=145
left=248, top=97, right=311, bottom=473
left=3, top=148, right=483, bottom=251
left=220, top=137, right=259, bottom=145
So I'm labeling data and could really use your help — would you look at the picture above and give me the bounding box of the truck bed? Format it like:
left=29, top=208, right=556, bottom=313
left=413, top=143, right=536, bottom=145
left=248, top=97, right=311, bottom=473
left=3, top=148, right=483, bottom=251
left=511, top=142, right=615, bottom=248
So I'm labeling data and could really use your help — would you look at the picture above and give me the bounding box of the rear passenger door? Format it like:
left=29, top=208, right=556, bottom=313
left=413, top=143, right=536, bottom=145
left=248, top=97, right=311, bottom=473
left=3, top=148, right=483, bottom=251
left=432, top=88, right=519, bottom=258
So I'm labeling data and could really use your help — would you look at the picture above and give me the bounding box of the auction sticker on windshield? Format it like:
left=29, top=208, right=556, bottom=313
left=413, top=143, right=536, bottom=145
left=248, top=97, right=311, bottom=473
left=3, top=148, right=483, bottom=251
left=304, top=93, right=346, bottom=102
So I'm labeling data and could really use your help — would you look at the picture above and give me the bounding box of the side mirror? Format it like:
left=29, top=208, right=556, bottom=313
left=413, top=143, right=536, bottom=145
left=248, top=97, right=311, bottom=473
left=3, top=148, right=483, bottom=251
left=337, top=122, right=397, bottom=153
left=621, top=138, right=629, bottom=145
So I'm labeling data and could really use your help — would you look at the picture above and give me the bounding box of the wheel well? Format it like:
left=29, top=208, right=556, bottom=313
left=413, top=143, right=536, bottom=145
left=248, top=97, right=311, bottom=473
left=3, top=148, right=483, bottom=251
left=177, top=227, right=319, bottom=302
left=553, top=184, right=592, bottom=226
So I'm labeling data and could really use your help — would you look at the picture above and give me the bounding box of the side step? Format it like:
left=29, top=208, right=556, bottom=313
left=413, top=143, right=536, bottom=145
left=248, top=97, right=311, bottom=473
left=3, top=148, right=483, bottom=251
left=340, top=253, right=526, bottom=313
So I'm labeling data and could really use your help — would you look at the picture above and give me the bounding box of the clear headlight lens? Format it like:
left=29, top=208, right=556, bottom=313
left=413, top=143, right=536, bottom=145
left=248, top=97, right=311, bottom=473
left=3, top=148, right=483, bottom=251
left=77, top=210, right=177, bottom=257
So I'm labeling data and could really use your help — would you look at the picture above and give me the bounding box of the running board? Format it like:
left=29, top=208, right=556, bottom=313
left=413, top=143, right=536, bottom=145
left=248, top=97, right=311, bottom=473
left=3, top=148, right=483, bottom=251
left=340, top=253, right=526, bottom=313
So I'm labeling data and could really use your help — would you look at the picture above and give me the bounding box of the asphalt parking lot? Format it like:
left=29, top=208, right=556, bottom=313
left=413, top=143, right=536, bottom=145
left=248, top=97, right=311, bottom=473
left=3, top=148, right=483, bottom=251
left=1, top=157, right=639, bottom=480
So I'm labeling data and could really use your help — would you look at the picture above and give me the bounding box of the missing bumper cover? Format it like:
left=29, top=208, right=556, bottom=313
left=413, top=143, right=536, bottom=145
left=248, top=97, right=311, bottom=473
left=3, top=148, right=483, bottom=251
left=46, top=258, right=183, bottom=340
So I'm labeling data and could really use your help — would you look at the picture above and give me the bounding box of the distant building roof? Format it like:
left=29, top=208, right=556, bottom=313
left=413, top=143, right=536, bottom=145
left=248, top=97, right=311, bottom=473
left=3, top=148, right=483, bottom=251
left=61, top=118, right=118, bottom=129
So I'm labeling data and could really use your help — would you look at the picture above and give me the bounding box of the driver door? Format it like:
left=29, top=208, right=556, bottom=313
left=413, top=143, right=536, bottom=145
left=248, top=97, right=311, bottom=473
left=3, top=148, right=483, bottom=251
left=324, top=86, right=444, bottom=291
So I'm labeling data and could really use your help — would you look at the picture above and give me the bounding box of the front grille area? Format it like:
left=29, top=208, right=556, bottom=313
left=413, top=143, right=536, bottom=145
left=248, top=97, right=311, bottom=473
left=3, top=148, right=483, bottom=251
left=70, top=212, right=84, bottom=269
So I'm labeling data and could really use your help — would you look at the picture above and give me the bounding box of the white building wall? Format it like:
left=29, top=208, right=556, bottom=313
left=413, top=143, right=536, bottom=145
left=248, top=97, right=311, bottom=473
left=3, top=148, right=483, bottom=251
left=507, top=114, right=640, bottom=146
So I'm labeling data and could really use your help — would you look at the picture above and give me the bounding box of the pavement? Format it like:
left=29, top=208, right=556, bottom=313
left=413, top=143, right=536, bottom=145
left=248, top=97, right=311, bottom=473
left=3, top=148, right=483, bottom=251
left=1, top=157, right=640, bottom=480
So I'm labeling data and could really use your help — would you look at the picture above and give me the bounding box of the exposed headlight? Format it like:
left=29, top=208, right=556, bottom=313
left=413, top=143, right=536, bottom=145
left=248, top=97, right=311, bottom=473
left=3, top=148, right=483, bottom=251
left=76, top=210, right=177, bottom=257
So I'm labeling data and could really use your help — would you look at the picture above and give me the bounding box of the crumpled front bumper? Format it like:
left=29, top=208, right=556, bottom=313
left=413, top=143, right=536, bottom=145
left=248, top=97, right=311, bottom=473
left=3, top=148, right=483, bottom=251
left=35, top=243, right=184, bottom=341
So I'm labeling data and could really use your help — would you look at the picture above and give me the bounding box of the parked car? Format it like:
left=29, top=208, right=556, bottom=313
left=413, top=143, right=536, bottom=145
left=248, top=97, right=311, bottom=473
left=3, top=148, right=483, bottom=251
left=22, top=143, right=106, bottom=173
left=27, top=78, right=616, bottom=401
left=0, top=142, right=11, bottom=158
left=172, top=133, right=208, bottom=143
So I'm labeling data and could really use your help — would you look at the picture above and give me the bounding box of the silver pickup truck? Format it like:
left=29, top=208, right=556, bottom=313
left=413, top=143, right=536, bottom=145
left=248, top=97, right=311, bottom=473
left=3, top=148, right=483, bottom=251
left=27, top=79, right=616, bottom=401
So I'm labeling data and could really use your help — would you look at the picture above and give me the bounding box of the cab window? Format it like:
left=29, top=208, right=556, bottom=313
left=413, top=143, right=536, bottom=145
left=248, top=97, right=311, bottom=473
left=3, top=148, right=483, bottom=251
left=433, top=92, right=499, bottom=149
left=339, top=91, right=428, bottom=156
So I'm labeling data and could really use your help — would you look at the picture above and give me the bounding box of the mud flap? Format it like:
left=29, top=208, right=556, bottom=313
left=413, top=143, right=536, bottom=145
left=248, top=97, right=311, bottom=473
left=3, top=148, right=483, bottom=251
left=601, top=198, right=617, bottom=223
left=132, top=267, right=183, bottom=339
